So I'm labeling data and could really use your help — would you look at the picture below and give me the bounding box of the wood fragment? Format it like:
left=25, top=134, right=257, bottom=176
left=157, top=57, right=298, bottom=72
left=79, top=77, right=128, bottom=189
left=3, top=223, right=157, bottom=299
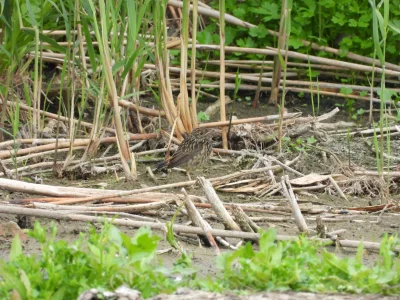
left=182, top=188, right=220, bottom=254
left=198, top=177, right=241, bottom=231
left=146, top=167, right=158, bottom=183
left=0, top=205, right=396, bottom=252
left=328, top=176, right=348, bottom=201
left=326, top=229, right=346, bottom=240
left=281, top=176, right=309, bottom=235
left=33, top=201, right=171, bottom=213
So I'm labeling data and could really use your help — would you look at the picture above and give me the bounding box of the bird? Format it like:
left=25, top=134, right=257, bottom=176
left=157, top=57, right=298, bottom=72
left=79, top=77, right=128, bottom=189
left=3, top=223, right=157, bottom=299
left=153, top=127, right=214, bottom=180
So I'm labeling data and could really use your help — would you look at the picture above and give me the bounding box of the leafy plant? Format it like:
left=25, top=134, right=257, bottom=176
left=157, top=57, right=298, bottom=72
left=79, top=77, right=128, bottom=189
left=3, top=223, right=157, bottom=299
left=0, top=223, right=399, bottom=298
left=0, top=222, right=184, bottom=299
left=197, top=111, right=210, bottom=122
left=282, top=135, right=317, bottom=153
left=206, top=229, right=400, bottom=294
left=205, top=0, right=400, bottom=63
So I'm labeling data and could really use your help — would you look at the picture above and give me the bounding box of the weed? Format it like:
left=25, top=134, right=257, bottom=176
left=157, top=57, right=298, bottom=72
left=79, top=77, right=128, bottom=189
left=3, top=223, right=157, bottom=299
left=206, top=0, right=400, bottom=63
left=0, top=223, right=399, bottom=298
left=282, top=136, right=317, bottom=153
left=0, top=222, right=183, bottom=299
left=205, top=230, right=400, bottom=295
left=197, top=111, right=210, bottom=122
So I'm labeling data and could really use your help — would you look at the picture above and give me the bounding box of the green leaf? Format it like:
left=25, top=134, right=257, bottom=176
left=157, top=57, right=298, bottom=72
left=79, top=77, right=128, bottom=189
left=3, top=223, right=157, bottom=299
left=197, top=111, right=210, bottom=122
left=249, top=24, right=268, bottom=39
left=9, top=235, right=22, bottom=262
left=340, top=86, right=353, bottom=95
left=248, top=2, right=280, bottom=21
left=225, top=26, right=237, bottom=45
left=197, top=24, right=216, bottom=44
left=19, top=269, right=31, bottom=295
left=349, top=19, right=358, bottom=27
left=306, top=136, right=317, bottom=144
left=289, top=37, right=304, bottom=49
left=232, top=7, right=246, bottom=19
left=332, top=12, right=346, bottom=26
left=51, top=287, right=66, bottom=300
left=359, top=91, right=368, bottom=97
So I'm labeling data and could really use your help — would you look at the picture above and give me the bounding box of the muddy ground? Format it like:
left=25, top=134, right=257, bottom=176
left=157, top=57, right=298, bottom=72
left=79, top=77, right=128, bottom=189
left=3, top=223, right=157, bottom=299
left=0, top=95, right=399, bottom=296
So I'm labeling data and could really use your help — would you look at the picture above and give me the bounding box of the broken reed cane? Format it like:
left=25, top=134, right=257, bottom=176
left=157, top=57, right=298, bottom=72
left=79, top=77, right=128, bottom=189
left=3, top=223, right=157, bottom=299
left=0, top=205, right=397, bottom=252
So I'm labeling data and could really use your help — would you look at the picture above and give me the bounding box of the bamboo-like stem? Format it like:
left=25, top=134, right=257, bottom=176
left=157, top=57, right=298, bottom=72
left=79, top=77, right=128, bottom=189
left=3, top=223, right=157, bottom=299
left=278, top=1, right=291, bottom=152
left=197, top=112, right=301, bottom=128
left=0, top=134, right=158, bottom=160
left=32, top=49, right=400, bottom=78
left=190, top=0, right=199, bottom=128
left=154, top=0, right=185, bottom=138
left=172, top=82, right=387, bottom=104
left=150, top=63, right=399, bottom=95
left=87, top=0, right=132, bottom=179
left=269, top=0, right=287, bottom=106
left=175, top=45, right=400, bottom=76
left=219, top=0, right=228, bottom=149
left=251, top=56, right=266, bottom=108
left=179, top=0, right=192, bottom=132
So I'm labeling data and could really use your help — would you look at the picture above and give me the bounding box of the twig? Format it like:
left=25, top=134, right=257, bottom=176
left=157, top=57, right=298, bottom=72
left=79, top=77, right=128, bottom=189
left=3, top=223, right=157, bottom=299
left=33, top=201, right=171, bottom=213
left=281, top=176, right=309, bottom=234
left=146, top=167, right=158, bottom=183
left=197, top=177, right=240, bottom=231
left=354, top=170, right=400, bottom=177
left=326, top=229, right=347, bottom=240
left=182, top=188, right=220, bottom=254
left=328, top=176, right=348, bottom=201
left=0, top=205, right=397, bottom=251
left=0, top=134, right=158, bottom=160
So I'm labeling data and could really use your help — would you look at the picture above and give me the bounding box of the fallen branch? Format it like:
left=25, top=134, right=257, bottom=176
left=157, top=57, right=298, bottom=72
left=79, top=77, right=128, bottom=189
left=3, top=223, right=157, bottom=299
left=281, top=176, right=309, bottom=234
left=0, top=134, right=158, bottom=160
left=182, top=188, right=220, bottom=254
left=198, top=177, right=240, bottom=231
left=0, top=205, right=396, bottom=251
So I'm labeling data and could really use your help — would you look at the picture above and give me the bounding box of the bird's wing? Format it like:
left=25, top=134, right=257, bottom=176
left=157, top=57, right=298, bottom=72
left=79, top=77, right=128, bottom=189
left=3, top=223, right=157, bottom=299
left=167, top=139, right=203, bottom=168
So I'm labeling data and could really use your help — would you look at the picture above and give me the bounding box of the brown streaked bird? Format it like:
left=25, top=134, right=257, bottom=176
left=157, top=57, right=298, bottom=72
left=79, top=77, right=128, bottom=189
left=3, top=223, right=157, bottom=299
left=153, top=127, right=214, bottom=180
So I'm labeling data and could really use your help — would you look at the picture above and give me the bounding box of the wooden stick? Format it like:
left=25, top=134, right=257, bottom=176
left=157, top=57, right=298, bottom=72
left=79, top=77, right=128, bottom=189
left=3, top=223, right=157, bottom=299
left=182, top=188, right=220, bottom=254
left=33, top=201, right=171, bottom=213
left=328, top=176, right=348, bottom=201
left=0, top=134, right=158, bottom=159
left=0, top=205, right=396, bottom=251
left=354, top=170, right=400, bottom=177
left=187, top=45, right=400, bottom=77
left=281, top=176, right=309, bottom=234
left=198, top=177, right=240, bottom=231
left=198, top=112, right=301, bottom=128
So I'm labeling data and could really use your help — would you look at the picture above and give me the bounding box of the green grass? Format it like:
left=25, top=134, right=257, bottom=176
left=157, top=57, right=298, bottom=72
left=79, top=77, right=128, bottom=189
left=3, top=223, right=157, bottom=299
left=0, top=222, right=399, bottom=299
